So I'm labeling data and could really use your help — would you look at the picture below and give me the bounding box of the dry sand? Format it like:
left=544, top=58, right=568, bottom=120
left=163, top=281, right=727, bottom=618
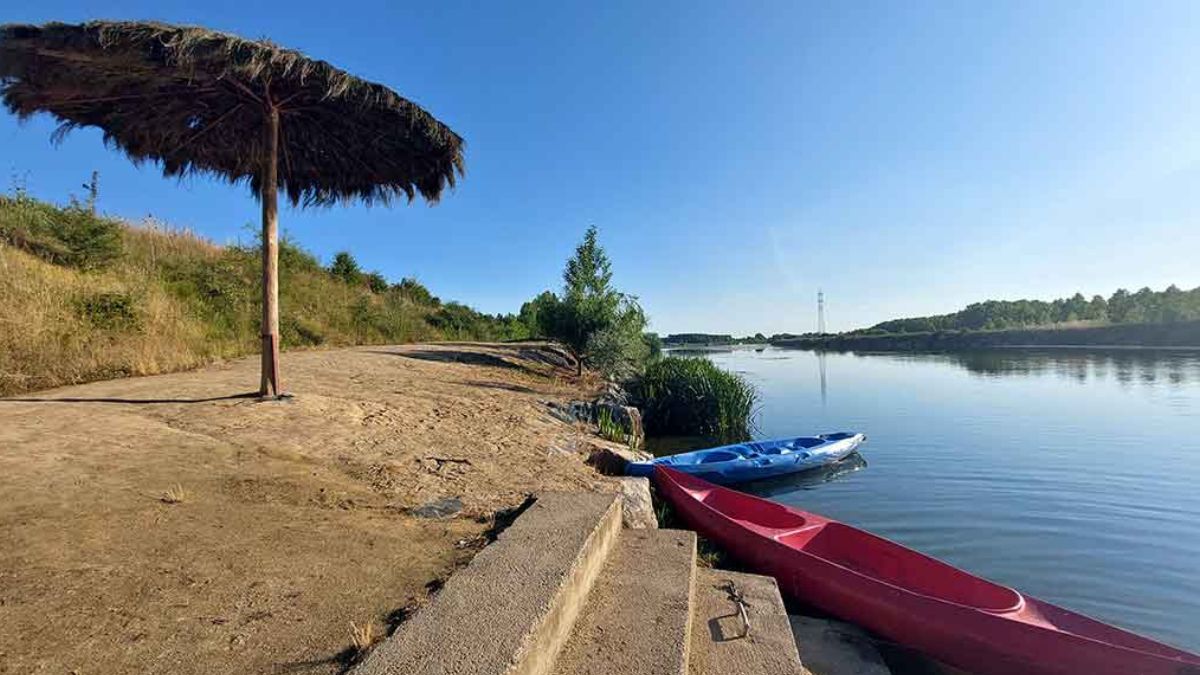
left=0, top=342, right=619, bottom=674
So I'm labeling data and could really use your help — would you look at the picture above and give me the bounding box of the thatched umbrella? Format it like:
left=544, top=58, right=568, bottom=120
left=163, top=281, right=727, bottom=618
left=0, top=21, right=465, bottom=398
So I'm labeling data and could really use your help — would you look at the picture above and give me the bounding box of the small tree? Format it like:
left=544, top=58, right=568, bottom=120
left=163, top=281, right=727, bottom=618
left=539, top=226, right=647, bottom=377
left=519, top=290, right=559, bottom=337
left=329, top=251, right=363, bottom=286
left=82, top=170, right=99, bottom=214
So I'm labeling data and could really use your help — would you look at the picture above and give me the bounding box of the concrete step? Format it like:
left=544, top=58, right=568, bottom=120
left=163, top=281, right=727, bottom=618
left=690, top=568, right=807, bottom=675
left=354, top=492, right=623, bottom=675
left=551, top=529, right=697, bottom=675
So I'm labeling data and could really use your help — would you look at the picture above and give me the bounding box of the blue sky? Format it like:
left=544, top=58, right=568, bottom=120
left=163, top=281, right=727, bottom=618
left=5, top=1, right=1200, bottom=334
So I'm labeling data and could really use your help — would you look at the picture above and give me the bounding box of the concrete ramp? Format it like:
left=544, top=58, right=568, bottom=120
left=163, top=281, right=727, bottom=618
left=353, top=492, right=622, bottom=675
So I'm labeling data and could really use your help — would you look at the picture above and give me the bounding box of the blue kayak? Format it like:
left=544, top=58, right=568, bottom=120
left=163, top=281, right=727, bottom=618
left=625, top=432, right=866, bottom=484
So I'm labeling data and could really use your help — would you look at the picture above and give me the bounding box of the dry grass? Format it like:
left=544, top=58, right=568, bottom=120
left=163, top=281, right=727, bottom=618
left=160, top=484, right=189, bottom=504
left=349, top=621, right=375, bottom=653
left=0, top=242, right=215, bottom=394
left=0, top=197, right=445, bottom=396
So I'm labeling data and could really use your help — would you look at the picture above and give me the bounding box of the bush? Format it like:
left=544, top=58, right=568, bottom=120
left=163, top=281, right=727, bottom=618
left=365, top=271, right=389, bottom=293
left=642, top=332, right=663, bottom=360
left=394, top=277, right=440, bottom=307
left=74, top=291, right=140, bottom=330
left=0, top=192, right=122, bottom=270
left=632, top=356, right=758, bottom=442
left=278, top=236, right=324, bottom=274
left=329, top=251, right=363, bottom=286
left=282, top=315, right=326, bottom=346
left=585, top=319, right=650, bottom=381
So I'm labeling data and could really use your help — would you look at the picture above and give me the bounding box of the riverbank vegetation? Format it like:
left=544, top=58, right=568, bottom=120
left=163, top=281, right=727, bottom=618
left=516, top=227, right=758, bottom=442
left=631, top=356, right=757, bottom=443
left=518, top=226, right=652, bottom=378
left=0, top=188, right=527, bottom=395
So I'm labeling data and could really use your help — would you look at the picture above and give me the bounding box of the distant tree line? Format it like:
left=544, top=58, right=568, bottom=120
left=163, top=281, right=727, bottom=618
left=856, top=287, right=1200, bottom=335
left=661, top=333, right=768, bottom=346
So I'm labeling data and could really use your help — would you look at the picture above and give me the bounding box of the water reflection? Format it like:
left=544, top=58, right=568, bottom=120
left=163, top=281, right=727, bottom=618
left=701, top=346, right=1200, bottom=651
left=818, top=351, right=828, bottom=405
left=740, top=452, right=867, bottom=497
left=845, top=349, right=1200, bottom=387
left=665, top=346, right=734, bottom=356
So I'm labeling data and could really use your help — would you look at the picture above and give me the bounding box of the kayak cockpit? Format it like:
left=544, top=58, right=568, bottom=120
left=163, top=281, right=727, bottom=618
left=787, top=522, right=1025, bottom=614
left=818, top=432, right=858, bottom=442
left=693, top=487, right=813, bottom=532
left=753, top=437, right=824, bottom=455
left=696, top=450, right=742, bottom=464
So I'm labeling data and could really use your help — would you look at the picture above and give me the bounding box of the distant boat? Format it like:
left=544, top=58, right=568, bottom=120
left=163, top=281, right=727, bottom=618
left=655, top=467, right=1200, bottom=675
left=755, top=347, right=766, bottom=352
left=625, top=433, right=865, bottom=484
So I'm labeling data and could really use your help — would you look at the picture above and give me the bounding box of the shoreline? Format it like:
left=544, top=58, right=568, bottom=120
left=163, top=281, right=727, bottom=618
left=770, top=319, right=1200, bottom=353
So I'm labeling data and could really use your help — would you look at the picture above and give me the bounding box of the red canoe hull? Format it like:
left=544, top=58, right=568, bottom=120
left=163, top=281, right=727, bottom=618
left=656, top=467, right=1200, bottom=675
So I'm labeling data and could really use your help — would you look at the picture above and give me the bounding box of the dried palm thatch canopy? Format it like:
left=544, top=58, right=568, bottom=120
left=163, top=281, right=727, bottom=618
left=0, top=21, right=465, bottom=205
left=0, top=20, right=466, bottom=397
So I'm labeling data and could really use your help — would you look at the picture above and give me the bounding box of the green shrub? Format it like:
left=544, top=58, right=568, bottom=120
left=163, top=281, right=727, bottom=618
left=56, top=206, right=123, bottom=270
left=160, top=249, right=255, bottom=342
left=395, top=277, right=440, bottom=307
left=0, top=192, right=122, bottom=270
left=74, top=291, right=140, bottom=330
left=585, top=318, right=649, bottom=380
left=365, top=271, right=389, bottom=294
left=278, top=235, right=324, bottom=275
left=329, top=251, right=363, bottom=285
left=632, top=356, right=758, bottom=442
left=282, top=315, right=326, bottom=346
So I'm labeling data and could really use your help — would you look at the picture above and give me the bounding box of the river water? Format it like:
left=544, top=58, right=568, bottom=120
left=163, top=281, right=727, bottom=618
left=673, top=346, right=1200, bottom=652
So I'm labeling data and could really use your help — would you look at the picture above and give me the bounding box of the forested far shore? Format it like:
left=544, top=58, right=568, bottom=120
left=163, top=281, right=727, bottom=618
left=772, top=320, right=1200, bottom=351
left=856, top=286, right=1200, bottom=335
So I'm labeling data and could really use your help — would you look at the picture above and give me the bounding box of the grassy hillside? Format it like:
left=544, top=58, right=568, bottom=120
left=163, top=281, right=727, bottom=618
left=0, top=191, right=525, bottom=395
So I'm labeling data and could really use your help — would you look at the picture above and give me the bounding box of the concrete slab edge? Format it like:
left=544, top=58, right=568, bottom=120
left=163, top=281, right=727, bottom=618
left=509, top=495, right=624, bottom=675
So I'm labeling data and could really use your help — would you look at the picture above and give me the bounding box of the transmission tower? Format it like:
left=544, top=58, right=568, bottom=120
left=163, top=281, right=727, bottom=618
left=817, top=289, right=826, bottom=334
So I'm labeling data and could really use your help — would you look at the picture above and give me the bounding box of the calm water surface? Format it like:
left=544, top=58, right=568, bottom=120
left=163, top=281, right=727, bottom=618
left=680, top=347, right=1200, bottom=651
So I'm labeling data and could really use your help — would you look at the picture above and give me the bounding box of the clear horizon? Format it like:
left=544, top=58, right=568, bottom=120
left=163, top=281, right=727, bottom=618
left=5, top=2, right=1200, bottom=335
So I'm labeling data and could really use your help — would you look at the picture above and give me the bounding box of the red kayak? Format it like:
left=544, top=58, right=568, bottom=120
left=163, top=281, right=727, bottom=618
left=656, top=467, right=1200, bottom=675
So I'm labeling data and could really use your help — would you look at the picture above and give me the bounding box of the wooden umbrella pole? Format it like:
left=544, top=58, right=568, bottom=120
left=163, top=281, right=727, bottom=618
left=259, top=104, right=282, bottom=397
